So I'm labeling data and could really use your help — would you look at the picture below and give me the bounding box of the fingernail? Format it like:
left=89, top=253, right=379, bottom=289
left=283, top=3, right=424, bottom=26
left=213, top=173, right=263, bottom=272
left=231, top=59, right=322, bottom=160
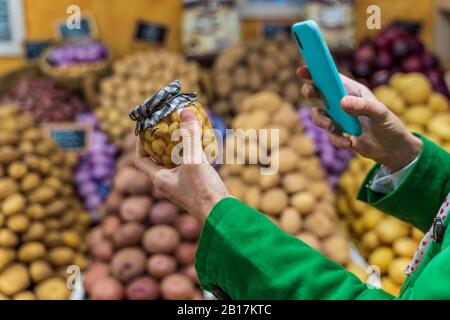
left=181, top=109, right=195, bottom=122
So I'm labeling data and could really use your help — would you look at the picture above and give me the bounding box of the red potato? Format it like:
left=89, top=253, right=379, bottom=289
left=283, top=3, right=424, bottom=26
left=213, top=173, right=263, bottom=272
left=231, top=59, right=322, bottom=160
left=83, top=262, right=110, bottom=294
left=104, top=191, right=124, bottom=214
left=91, top=240, right=114, bottom=262
left=182, top=264, right=198, bottom=284
left=152, top=188, right=166, bottom=200
left=120, top=196, right=152, bottom=222
left=175, top=214, right=201, bottom=241
left=160, top=273, right=195, bottom=300
left=86, top=226, right=105, bottom=249
left=175, top=242, right=197, bottom=265
left=146, top=254, right=177, bottom=279
left=149, top=201, right=179, bottom=225
left=114, top=167, right=152, bottom=194
left=91, top=276, right=125, bottom=300
left=110, top=248, right=146, bottom=282
left=126, top=276, right=159, bottom=300
left=113, top=222, right=145, bottom=248
left=142, top=225, right=180, bottom=254
left=101, top=215, right=121, bottom=239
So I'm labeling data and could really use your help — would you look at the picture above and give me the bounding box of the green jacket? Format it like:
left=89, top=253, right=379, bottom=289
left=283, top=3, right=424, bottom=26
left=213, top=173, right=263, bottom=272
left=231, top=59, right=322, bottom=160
left=194, top=136, right=450, bottom=299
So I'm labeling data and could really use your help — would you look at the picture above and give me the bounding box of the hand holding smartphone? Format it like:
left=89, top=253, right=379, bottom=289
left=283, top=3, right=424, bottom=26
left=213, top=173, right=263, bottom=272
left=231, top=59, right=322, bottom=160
left=292, top=20, right=362, bottom=136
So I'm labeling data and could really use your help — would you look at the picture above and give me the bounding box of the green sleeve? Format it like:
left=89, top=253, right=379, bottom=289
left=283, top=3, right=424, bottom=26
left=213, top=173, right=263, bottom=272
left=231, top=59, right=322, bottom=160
left=357, top=135, right=450, bottom=232
left=195, top=197, right=394, bottom=300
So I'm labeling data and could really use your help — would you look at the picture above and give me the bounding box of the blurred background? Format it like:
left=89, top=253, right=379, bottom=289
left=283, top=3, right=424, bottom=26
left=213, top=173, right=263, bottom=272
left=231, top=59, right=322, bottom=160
left=0, top=0, right=449, bottom=300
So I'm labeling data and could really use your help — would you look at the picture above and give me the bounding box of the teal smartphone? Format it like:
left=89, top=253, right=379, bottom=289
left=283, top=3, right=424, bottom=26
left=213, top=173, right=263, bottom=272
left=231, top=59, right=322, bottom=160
left=292, top=20, right=362, bottom=136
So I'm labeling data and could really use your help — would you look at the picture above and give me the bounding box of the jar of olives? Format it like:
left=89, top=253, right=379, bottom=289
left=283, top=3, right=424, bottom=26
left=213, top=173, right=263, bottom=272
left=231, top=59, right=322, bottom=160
left=129, top=80, right=217, bottom=168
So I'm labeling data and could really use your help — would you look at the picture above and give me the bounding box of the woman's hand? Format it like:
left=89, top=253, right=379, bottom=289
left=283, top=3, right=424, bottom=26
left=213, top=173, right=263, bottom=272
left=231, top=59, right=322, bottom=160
left=135, top=109, right=230, bottom=223
left=297, top=66, right=423, bottom=172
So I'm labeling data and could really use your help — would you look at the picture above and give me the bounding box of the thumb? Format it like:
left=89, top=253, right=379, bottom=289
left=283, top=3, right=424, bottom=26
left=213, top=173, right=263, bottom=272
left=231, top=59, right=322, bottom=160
left=180, top=108, right=204, bottom=165
left=341, top=96, right=388, bottom=122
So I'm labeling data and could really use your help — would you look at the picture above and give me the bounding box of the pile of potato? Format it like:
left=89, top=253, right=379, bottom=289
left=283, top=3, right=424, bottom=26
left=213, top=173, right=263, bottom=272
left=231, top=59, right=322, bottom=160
left=374, top=72, right=450, bottom=149
left=218, top=92, right=360, bottom=273
left=337, top=73, right=450, bottom=296
left=0, top=106, right=90, bottom=300
left=83, top=136, right=203, bottom=300
left=211, top=36, right=303, bottom=124
left=95, top=49, right=208, bottom=149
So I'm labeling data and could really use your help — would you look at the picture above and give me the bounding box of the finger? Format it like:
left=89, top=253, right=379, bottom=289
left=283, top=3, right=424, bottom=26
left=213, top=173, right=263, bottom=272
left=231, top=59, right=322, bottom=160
left=134, top=140, right=164, bottom=178
left=328, top=133, right=352, bottom=149
left=296, top=66, right=312, bottom=80
left=341, top=96, right=388, bottom=122
left=311, top=107, right=334, bottom=131
left=301, top=83, right=318, bottom=98
left=180, top=108, right=204, bottom=165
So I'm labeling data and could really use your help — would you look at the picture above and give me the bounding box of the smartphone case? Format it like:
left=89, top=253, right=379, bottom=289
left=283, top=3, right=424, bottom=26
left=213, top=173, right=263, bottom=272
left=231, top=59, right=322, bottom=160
left=292, top=20, right=362, bottom=136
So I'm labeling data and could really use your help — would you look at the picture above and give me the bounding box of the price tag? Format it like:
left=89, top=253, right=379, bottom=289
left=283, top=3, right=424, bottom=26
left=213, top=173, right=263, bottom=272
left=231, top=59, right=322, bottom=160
left=43, top=123, right=91, bottom=153
left=23, top=40, right=53, bottom=60
left=134, top=20, right=168, bottom=45
left=262, top=23, right=292, bottom=39
left=56, top=15, right=97, bottom=40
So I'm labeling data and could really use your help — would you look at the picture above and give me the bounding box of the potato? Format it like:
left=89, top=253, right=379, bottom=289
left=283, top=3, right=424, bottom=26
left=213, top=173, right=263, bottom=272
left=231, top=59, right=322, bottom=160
left=273, top=147, right=297, bottom=173
left=381, top=277, right=401, bottom=297
left=91, top=241, right=114, bottom=262
left=392, top=238, right=418, bottom=257
left=375, top=217, right=409, bottom=244
left=29, top=260, right=53, bottom=283
left=260, top=188, right=288, bottom=215
left=428, top=93, right=448, bottom=112
left=0, top=264, right=30, bottom=296
left=224, top=177, right=247, bottom=200
left=111, top=248, right=146, bottom=282
left=113, top=222, right=145, bottom=248
left=360, top=231, right=380, bottom=251
left=48, top=247, right=75, bottom=267
left=368, top=247, right=395, bottom=273
left=346, top=263, right=368, bottom=283
left=43, top=231, right=63, bottom=247
left=149, top=201, right=179, bottom=224
left=28, top=186, right=57, bottom=204
left=361, top=209, right=384, bottom=230
left=21, top=173, right=41, bottom=192
left=26, top=203, right=46, bottom=220
left=411, top=228, right=424, bottom=241
left=291, top=192, right=315, bottom=214
left=304, top=212, right=335, bottom=238
left=398, top=73, right=431, bottom=105
left=114, top=167, right=152, bottom=194
left=147, top=254, right=177, bottom=279
left=241, top=166, right=261, bottom=184
left=160, top=273, right=195, bottom=300
left=91, top=276, right=124, bottom=300
left=7, top=214, right=29, bottom=233
left=258, top=174, right=279, bottom=190
left=279, top=207, right=302, bottom=234
left=296, top=232, right=321, bottom=251
left=83, top=263, right=110, bottom=294
left=243, top=186, right=261, bottom=209
left=8, top=162, right=28, bottom=179
left=0, top=178, right=18, bottom=199
left=104, top=191, right=124, bottom=214
left=13, top=291, right=36, bottom=300
left=2, top=193, right=26, bottom=216
left=0, top=228, right=18, bottom=247
left=0, top=248, right=15, bottom=272
left=388, top=257, right=410, bottom=285
left=321, top=234, right=350, bottom=265
left=120, top=196, right=152, bottom=222
left=142, top=225, right=180, bottom=254
left=174, top=214, right=201, bottom=241
left=126, top=276, right=159, bottom=300
left=175, top=242, right=197, bottom=265
left=281, top=173, right=306, bottom=193
left=35, top=278, right=70, bottom=300
left=18, top=242, right=46, bottom=263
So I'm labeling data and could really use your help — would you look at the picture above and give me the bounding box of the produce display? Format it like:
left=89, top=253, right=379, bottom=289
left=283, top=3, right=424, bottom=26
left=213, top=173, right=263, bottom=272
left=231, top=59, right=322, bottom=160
left=298, top=106, right=354, bottom=189
left=338, top=73, right=450, bottom=296
left=1, top=77, right=86, bottom=123
left=351, top=24, right=450, bottom=97
left=83, top=136, right=203, bottom=300
left=210, top=36, right=303, bottom=124
left=218, top=92, right=362, bottom=275
left=130, top=80, right=217, bottom=168
left=0, top=106, right=90, bottom=300
left=95, top=50, right=208, bottom=149
left=75, top=113, right=117, bottom=218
